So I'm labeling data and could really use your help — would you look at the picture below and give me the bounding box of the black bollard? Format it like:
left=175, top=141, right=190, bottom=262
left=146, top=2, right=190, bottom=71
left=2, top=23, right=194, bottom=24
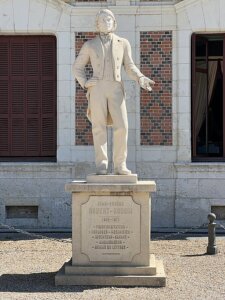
left=207, top=213, right=218, bottom=255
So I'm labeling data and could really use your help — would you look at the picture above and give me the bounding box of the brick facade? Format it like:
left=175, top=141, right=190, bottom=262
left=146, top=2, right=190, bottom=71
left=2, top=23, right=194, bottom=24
left=75, top=32, right=95, bottom=145
left=75, top=31, right=173, bottom=146
left=140, top=31, right=172, bottom=145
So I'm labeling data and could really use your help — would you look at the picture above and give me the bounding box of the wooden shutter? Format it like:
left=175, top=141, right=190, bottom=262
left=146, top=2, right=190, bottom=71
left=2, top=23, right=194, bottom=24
left=0, top=38, right=10, bottom=155
left=26, top=37, right=40, bottom=156
left=40, top=37, right=56, bottom=156
left=0, top=36, right=56, bottom=160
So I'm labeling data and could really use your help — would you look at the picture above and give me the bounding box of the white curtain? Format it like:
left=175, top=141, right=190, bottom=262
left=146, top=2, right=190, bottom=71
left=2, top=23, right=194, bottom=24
left=194, top=71, right=207, bottom=136
left=208, top=61, right=218, bottom=104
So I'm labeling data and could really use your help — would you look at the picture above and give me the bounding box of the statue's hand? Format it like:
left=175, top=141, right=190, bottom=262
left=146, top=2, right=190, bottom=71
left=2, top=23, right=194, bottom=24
left=139, top=76, right=155, bottom=92
left=84, top=77, right=98, bottom=89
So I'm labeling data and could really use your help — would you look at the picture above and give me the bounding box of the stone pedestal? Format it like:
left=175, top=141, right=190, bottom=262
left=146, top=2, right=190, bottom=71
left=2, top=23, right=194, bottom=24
left=55, top=175, right=166, bottom=286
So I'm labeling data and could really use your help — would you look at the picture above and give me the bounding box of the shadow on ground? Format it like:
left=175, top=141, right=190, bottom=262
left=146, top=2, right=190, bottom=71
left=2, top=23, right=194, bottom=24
left=0, top=233, right=72, bottom=242
left=0, top=272, right=98, bottom=293
left=0, top=272, right=153, bottom=292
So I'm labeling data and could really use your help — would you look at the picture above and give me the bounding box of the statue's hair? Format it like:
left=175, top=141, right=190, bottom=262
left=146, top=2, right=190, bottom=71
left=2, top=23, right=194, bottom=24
left=95, top=9, right=117, bottom=32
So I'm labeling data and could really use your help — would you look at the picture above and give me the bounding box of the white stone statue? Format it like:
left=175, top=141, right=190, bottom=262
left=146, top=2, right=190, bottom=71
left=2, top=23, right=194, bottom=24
left=73, top=9, right=155, bottom=175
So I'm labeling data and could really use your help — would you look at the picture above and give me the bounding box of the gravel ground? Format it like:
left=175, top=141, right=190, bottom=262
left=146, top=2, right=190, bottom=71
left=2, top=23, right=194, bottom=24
left=0, top=233, right=225, bottom=300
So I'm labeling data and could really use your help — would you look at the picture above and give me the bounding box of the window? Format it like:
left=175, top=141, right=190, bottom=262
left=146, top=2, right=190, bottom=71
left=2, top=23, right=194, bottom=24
left=192, top=34, right=225, bottom=161
left=0, top=36, right=56, bottom=162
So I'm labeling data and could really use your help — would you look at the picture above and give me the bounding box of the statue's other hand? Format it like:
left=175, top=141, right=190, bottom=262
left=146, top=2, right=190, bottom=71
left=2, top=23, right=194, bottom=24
left=84, top=77, right=98, bottom=89
left=139, top=76, right=155, bottom=92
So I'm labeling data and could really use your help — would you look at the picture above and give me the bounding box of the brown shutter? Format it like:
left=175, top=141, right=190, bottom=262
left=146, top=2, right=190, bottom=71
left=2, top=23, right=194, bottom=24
left=11, top=38, right=26, bottom=155
left=40, top=37, right=56, bottom=156
left=0, top=119, right=9, bottom=155
left=11, top=80, right=26, bottom=155
left=27, top=80, right=40, bottom=156
left=0, top=36, right=56, bottom=160
left=0, top=81, right=9, bottom=155
left=26, top=37, right=40, bottom=156
left=0, top=38, right=10, bottom=155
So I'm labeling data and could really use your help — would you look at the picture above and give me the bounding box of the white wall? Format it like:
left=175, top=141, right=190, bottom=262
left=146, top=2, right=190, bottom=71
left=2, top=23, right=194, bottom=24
left=2, top=0, right=224, bottom=229
left=0, top=0, right=178, bottom=229
left=0, top=0, right=74, bottom=228
left=175, top=0, right=225, bottom=227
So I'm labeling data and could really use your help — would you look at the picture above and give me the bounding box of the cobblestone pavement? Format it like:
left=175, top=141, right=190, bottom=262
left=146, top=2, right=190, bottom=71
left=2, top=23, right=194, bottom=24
left=0, top=233, right=225, bottom=300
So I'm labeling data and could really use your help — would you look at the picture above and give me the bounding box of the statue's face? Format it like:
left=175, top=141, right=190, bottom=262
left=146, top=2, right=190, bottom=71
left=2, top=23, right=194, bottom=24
left=98, top=13, right=114, bottom=34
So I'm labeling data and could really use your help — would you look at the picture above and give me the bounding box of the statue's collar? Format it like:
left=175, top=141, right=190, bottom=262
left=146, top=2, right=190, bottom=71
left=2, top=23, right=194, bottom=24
left=99, top=32, right=113, bottom=43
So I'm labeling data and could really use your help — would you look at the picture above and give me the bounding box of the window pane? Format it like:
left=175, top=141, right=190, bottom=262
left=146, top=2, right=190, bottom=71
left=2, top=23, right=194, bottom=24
left=192, top=34, right=224, bottom=160
left=207, top=60, right=223, bottom=156
left=196, top=38, right=207, bottom=69
left=195, top=71, right=207, bottom=155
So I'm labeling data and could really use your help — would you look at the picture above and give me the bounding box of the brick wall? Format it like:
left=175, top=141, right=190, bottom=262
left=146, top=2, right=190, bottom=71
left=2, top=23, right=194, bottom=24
left=140, top=31, right=172, bottom=145
left=75, top=31, right=173, bottom=146
left=75, top=32, right=95, bottom=145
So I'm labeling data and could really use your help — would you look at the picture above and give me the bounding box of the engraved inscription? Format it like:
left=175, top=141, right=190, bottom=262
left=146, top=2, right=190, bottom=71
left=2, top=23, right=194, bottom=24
left=81, top=196, right=141, bottom=262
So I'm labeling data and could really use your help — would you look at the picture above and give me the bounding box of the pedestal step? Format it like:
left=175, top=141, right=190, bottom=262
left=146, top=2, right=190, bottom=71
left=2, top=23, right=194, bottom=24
left=86, top=174, right=138, bottom=184
left=55, top=257, right=166, bottom=287
left=65, top=255, right=156, bottom=276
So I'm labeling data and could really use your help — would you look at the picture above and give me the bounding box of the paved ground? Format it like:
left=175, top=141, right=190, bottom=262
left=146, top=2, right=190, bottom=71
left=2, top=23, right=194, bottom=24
left=0, top=232, right=225, bottom=300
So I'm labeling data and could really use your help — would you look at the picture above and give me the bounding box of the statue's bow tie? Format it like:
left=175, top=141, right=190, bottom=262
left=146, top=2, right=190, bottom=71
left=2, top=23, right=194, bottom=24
left=100, top=34, right=111, bottom=43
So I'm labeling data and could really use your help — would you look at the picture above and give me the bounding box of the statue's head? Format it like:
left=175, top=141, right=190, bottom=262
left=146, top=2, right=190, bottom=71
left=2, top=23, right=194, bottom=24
left=95, top=9, right=117, bottom=33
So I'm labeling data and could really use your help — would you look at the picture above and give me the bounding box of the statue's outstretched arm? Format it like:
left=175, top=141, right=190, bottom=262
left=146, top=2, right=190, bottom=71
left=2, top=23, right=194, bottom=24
left=123, top=39, right=155, bottom=91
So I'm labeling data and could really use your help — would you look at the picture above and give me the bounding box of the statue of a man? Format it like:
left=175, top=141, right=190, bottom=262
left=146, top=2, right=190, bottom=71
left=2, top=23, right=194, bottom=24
left=73, top=9, right=154, bottom=175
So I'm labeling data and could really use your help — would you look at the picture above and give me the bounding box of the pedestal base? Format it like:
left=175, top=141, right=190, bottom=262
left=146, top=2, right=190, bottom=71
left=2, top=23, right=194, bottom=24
left=56, top=178, right=166, bottom=287
left=55, top=255, right=166, bottom=287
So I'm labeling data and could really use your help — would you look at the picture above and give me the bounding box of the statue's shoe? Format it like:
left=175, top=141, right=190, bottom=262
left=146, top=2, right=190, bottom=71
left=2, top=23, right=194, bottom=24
left=96, top=169, right=107, bottom=175
left=114, top=167, right=131, bottom=175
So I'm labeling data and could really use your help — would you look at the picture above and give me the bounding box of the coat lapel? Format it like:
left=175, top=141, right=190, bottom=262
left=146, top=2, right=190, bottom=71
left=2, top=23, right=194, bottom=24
left=95, top=35, right=104, bottom=59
